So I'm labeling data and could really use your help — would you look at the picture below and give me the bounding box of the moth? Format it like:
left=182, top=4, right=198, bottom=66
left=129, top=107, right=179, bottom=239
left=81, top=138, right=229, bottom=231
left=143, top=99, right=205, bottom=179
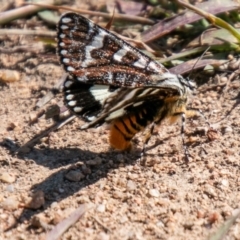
left=57, top=12, right=198, bottom=158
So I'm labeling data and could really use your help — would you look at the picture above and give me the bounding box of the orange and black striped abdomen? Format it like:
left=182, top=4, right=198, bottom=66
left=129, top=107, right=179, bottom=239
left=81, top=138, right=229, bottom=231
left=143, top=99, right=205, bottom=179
left=109, top=102, right=162, bottom=151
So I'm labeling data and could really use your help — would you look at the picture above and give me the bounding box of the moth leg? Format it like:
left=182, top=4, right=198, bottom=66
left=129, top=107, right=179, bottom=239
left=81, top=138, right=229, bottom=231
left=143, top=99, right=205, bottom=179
left=186, top=108, right=210, bottom=127
left=141, top=122, right=156, bottom=157
left=180, top=112, right=190, bottom=162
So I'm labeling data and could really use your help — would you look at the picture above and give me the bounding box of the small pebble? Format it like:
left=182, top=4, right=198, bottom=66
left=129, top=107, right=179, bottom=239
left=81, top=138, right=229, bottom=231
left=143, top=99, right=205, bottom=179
left=204, top=184, right=217, bottom=198
left=5, top=184, right=14, bottom=193
left=1, top=197, right=19, bottom=210
left=223, top=126, right=233, bottom=134
left=112, top=191, right=125, bottom=199
left=58, top=188, right=64, bottom=193
left=221, top=179, right=229, bottom=188
left=50, top=201, right=58, bottom=209
left=149, top=189, right=160, bottom=197
left=116, top=154, right=124, bottom=162
left=24, top=190, right=45, bottom=209
left=97, top=232, right=110, bottom=240
left=126, top=180, right=137, bottom=191
left=96, top=204, right=105, bottom=213
left=65, top=170, right=85, bottom=182
left=0, top=172, right=16, bottom=183
left=81, top=165, right=91, bottom=174
left=207, top=161, right=215, bottom=170
left=87, top=157, right=102, bottom=166
left=0, top=69, right=20, bottom=82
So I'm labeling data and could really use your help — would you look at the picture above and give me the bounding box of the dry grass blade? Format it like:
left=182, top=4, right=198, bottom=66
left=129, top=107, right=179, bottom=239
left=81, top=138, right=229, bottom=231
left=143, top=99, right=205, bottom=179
left=169, top=59, right=223, bottom=75
left=27, top=2, right=154, bottom=25
left=209, top=209, right=240, bottom=240
left=0, top=29, right=56, bottom=38
left=178, top=0, right=240, bottom=43
left=141, top=0, right=240, bottom=43
left=0, top=0, right=57, bottom=25
left=45, top=205, right=89, bottom=240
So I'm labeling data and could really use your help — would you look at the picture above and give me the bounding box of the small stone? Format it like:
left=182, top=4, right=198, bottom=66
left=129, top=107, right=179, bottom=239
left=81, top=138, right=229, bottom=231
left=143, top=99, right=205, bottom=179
left=207, top=161, right=215, bottom=170
left=204, top=184, right=217, bottom=198
left=208, top=212, right=220, bottom=223
left=51, top=211, right=63, bottom=225
left=5, top=184, right=14, bottom=192
left=148, top=189, right=160, bottom=197
left=221, top=179, right=229, bottom=188
left=116, top=154, right=124, bottom=162
left=96, top=204, right=105, bottom=213
left=126, top=180, right=137, bottom=191
left=31, top=213, right=51, bottom=230
left=0, top=172, right=16, bottom=183
left=119, top=215, right=128, bottom=223
left=112, top=191, right=125, bottom=199
left=223, top=126, right=233, bottom=134
left=58, top=188, right=64, bottom=193
left=81, top=165, right=91, bottom=175
left=127, top=173, right=138, bottom=180
left=2, top=197, right=19, bottom=210
left=65, top=170, right=85, bottom=182
left=97, top=232, right=110, bottom=240
left=0, top=69, right=20, bottom=82
left=24, top=190, right=45, bottom=209
left=50, top=201, right=58, bottom=209
left=207, top=128, right=219, bottom=141
left=7, top=122, right=19, bottom=131
left=87, top=157, right=102, bottom=166
left=29, top=113, right=38, bottom=124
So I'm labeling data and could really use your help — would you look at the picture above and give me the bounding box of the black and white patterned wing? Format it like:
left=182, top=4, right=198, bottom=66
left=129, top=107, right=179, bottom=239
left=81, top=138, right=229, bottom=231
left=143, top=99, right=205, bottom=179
left=57, top=12, right=170, bottom=88
left=63, top=74, right=179, bottom=128
left=57, top=13, right=187, bottom=127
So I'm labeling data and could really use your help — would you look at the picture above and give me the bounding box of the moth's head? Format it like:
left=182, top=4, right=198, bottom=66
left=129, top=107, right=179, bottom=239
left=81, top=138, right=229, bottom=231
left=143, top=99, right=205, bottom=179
left=152, top=72, right=196, bottom=93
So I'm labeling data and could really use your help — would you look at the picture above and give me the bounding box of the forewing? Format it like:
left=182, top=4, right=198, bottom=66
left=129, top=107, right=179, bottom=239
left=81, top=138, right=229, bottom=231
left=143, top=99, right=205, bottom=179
left=57, top=13, right=169, bottom=87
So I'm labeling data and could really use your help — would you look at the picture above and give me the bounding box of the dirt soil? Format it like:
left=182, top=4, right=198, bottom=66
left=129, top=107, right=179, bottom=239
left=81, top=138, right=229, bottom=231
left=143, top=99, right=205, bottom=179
left=1, top=1, right=240, bottom=240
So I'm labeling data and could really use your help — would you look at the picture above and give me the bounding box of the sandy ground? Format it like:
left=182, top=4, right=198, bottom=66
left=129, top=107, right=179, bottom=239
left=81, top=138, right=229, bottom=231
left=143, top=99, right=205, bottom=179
left=1, top=1, right=240, bottom=240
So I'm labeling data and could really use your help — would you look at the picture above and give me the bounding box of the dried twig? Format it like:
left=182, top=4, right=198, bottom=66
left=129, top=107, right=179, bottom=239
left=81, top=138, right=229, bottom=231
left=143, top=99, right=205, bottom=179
left=46, top=205, right=89, bottom=240
left=27, top=2, right=154, bottom=25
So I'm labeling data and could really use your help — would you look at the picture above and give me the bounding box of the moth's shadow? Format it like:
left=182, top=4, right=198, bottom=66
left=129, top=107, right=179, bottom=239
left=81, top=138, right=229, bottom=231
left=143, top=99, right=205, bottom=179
left=1, top=139, right=142, bottom=231
left=1, top=127, right=199, bottom=231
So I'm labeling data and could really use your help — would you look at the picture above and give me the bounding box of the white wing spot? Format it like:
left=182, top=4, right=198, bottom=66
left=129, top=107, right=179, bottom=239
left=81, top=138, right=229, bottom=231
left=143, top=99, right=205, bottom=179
left=63, top=58, right=70, bottom=63
left=64, top=80, right=73, bottom=88
left=66, top=94, right=74, bottom=100
left=82, top=30, right=108, bottom=67
left=62, top=17, right=72, bottom=23
left=67, top=66, right=75, bottom=72
left=113, top=47, right=130, bottom=62
left=59, top=34, right=66, bottom=38
left=60, top=50, right=67, bottom=55
left=60, top=25, right=69, bottom=30
left=74, top=107, right=82, bottom=112
left=60, top=42, right=65, bottom=47
left=133, top=57, right=148, bottom=69
left=68, top=100, right=77, bottom=106
left=86, top=116, right=96, bottom=121
left=147, top=61, right=161, bottom=71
